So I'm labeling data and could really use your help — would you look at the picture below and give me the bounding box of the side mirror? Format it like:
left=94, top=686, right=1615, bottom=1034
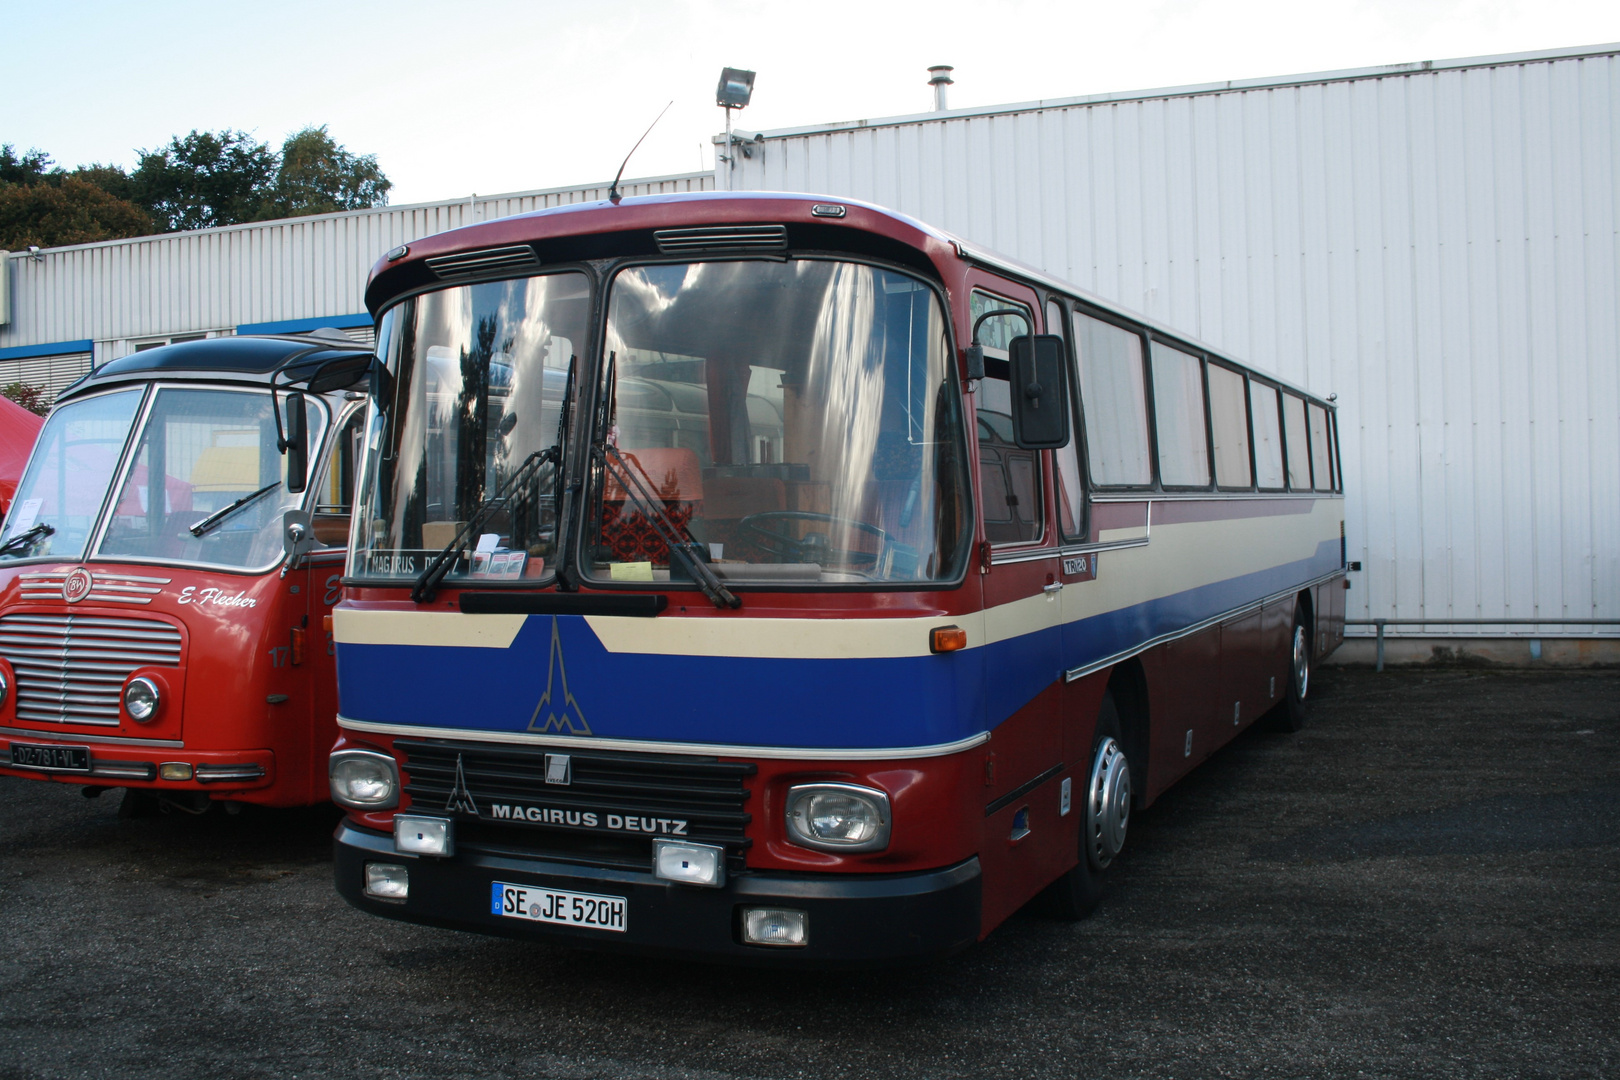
left=306, top=353, right=373, bottom=395
left=283, top=392, right=309, bottom=493
left=283, top=509, right=317, bottom=561
left=1008, top=335, right=1071, bottom=450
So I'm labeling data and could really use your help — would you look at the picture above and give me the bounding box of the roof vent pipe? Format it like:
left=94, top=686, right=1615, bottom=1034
left=928, top=66, right=954, bottom=112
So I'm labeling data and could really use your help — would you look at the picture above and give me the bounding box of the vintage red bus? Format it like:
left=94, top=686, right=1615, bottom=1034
left=329, top=193, right=1346, bottom=963
left=0, top=334, right=370, bottom=814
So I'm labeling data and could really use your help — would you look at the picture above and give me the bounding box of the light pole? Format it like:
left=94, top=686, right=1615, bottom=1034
left=715, top=67, right=755, bottom=190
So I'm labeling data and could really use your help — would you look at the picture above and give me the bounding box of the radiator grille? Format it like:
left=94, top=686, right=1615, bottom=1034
left=425, top=245, right=540, bottom=279
left=397, top=737, right=755, bottom=872
left=654, top=225, right=787, bottom=254
left=0, top=614, right=182, bottom=726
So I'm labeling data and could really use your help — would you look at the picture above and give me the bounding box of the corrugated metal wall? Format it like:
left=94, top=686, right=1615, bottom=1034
left=726, top=47, right=1620, bottom=634
left=0, top=171, right=713, bottom=366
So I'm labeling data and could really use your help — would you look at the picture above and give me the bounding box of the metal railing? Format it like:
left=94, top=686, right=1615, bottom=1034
left=1345, top=618, right=1620, bottom=671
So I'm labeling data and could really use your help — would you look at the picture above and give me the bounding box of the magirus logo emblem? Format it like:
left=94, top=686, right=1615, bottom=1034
left=527, top=618, right=591, bottom=736
left=444, top=754, right=479, bottom=816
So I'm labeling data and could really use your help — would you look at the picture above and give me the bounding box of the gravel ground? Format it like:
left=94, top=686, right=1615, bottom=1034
left=0, top=666, right=1615, bottom=1080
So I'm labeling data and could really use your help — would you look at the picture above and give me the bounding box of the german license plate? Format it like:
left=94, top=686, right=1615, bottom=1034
left=10, top=743, right=91, bottom=772
left=491, top=881, right=626, bottom=932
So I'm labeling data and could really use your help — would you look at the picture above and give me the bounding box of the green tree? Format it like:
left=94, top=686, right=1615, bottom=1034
left=1, top=383, right=49, bottom=417
left=0, top=145, right=54, bottom=186
left=0, top=176, right=151, bottom=248
left=261, top=126, right=391, bottom=219
left=129, top=129, right=279, bottom=231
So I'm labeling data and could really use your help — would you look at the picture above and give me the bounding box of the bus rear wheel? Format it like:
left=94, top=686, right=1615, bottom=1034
left=1270, top=606, right=1312, bottom=733
left=1042, top=690, right=1131, bottom=921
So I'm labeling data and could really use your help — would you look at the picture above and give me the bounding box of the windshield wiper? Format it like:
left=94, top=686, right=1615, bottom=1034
left=190, top=482, right=281, bottom=537
left=592, top=353, right=739, bottom=610
left=0, top=523, right=54, bottom=556
left=410, top=447, right=558, bottom=604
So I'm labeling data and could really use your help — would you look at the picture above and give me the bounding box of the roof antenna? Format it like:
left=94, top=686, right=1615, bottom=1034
left=608, top=100, right=674, bottom=205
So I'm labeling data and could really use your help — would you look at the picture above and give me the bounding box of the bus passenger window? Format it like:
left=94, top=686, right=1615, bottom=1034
left=1282, top=392, right=1310, bottom=490
left=1207, top=363, right=1252, bottom=488
left=1074, top=313, right=1151, bottom=486
left=1250, top=381, right=1285, bottom=489
left=1307, top=404, right=1332, bottom=491
left=1150, top=343, right=1210, bottom=487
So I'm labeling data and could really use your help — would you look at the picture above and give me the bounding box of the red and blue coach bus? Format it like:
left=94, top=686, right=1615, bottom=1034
left=329, top=192, right=1346, bottom=964
left=0, top=334, right=370, bottom=814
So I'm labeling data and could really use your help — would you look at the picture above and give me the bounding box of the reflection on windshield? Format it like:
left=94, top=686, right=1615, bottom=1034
left=1, top=389, right=143, bottom=561
left=96, top=388, right=327, bottom=571
left=356, top=272, right=589, bottom=582
left=587, top=260, right=969, bottom=585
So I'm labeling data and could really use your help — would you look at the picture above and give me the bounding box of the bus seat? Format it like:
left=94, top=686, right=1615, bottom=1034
left=600, top=447, right=703, bottom=563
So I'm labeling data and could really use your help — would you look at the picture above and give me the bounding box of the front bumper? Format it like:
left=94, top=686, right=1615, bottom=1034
left=334, top=820, right=982, bottom=968
left=0, top=735, right=272, bottom=790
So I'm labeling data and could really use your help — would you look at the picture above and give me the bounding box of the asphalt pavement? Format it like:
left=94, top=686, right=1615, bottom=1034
left=0, top=666, right=1615, bottom=1080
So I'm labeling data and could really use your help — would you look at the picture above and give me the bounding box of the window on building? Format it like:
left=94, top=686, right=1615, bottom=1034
left=1150, top=342, right=1209, bottom=487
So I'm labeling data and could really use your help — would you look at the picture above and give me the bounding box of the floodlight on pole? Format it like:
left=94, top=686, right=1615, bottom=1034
left=716, top=67, right=756, bottom=187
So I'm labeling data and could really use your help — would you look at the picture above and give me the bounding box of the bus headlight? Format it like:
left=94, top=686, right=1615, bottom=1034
left=123, top=677, right=160, bottom=722
left=329, top=749, right=400, bottom=809
left=785, top=783, right=891, bottom=852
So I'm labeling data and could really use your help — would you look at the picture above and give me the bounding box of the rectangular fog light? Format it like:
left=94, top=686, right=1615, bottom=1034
left=394, top=814, right=454, bottom=857
left=363, top=862, right=408, bottom=902
left=158, top=762, right=193, bottom=781
left=740, top=906, right=809, bottom=947
left=653, top=839, right=725, bottom=887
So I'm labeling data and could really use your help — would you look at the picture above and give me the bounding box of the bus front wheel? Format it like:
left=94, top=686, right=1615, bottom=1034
left=1042, top=690, right=1131, bottom=921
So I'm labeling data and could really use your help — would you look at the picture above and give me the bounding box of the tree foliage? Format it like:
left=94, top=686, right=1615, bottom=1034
left=0, top=127, right=391, bottom=248
left=1, top=383, right=49, bottom=417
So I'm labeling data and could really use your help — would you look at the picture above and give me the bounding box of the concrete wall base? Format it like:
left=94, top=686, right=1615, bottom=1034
left=1325, top=636, right=1620, bottom=668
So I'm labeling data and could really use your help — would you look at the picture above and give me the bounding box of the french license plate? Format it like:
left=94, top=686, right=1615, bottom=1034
left=10, top=743, right=91, bottom=772
left=491, top=881, right=627, bottom=932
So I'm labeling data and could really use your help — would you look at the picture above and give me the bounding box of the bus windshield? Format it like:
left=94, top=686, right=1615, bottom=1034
left=587, top=259, right=970, bottom=585
left=0, top=386, right=327, bottom=571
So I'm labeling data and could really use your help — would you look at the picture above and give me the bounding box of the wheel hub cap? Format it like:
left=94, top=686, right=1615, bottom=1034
left=1087, top=736, right=1130, bottom=869
left=1293, top=624, right=1310, bottom=699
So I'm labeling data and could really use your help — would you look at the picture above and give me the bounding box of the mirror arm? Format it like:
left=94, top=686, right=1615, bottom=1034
left=966, top=308, right=1034, bottom=385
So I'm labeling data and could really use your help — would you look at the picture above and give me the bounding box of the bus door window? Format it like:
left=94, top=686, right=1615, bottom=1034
left=1047, top=299, right=1085, bottom=541
left=970, top=291, right=1042, bottom=546
left=312, top=407, right=365, bottom=548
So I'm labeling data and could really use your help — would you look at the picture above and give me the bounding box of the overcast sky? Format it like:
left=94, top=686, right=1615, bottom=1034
left=6, top=0, right=1618, bottom=206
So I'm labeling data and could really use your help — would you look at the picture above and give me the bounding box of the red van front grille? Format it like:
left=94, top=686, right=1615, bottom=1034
left=0, top=614, right=181, bottom=726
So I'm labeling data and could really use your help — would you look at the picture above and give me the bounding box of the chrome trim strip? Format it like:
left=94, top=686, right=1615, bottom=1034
left=1088, top=492, right=1341, bottom=503
left=1063, top=568, right=1346, bottom=683
left=1059, top=538, right=1150, bottom=556
left=337, top=716, right=990, bottom=761
left=0, top=724, right=183, bottom=748
left=988, top=548, right=1058, bottom=566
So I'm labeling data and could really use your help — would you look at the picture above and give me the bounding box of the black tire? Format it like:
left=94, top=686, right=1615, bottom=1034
left=1270, top=605, right=1312, bottom=733
left=1041, top=689, right=1132, bottom=921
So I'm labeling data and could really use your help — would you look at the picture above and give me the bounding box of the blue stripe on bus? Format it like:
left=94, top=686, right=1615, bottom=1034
left=336, top=541, right=1341, bottom=752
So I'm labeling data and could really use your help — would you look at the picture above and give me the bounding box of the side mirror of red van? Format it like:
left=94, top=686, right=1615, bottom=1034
left=282, top=392, right=309, bottom=494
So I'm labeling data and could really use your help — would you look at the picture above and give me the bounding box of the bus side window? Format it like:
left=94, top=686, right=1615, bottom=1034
left=1150, top=342, right=1211, bottom=488
left=1282, top=392, right=1310, bottom=491
left=313, top=408, right=364, bottom=547
left=1074, top=311, right=1152, bottom=487
left=971, top=291, right=1042, bottom=545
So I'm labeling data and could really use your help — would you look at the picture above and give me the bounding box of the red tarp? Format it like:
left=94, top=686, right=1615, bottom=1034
left=0, top=395, right=45, bottom=517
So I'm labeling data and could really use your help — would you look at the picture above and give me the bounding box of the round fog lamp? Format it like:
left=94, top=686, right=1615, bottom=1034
left=123, top=677, right=160, bottom=722
left=329, top=750, right=399, bottom=809
left=785, top=783, right=891, bottom=853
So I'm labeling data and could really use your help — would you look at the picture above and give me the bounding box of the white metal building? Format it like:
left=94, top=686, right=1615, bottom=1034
left=0, top=43, right=1614, bottom=653
left=720, top=43, right=1620, bottom=654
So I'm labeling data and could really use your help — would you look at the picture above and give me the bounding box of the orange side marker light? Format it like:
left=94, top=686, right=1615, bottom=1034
left=930, top=625, right=967, bottom=654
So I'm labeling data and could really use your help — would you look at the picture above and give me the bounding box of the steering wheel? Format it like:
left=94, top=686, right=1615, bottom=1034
left=736, top=511, right=888, bottom=568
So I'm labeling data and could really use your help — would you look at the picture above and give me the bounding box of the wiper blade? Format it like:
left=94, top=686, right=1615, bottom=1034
left=596, top=443, right=740, bottom=610
left=410, top=447, right=557, bottom=604
left=0, top=523, right=54, bottom=556
left=190, top=482, right=282, bottom=537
